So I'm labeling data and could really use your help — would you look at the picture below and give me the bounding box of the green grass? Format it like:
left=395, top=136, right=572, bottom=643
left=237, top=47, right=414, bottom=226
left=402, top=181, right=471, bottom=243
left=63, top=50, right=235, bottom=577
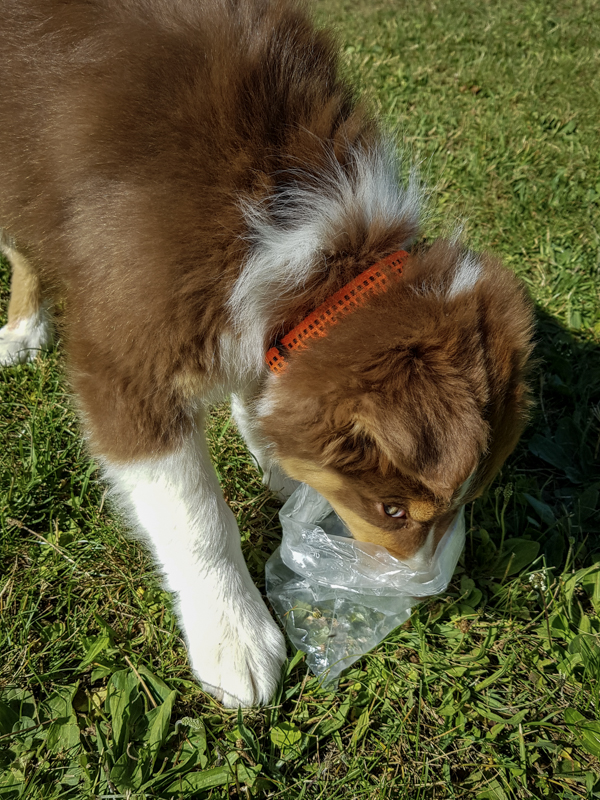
left=1, top=0, right=600, bottom=797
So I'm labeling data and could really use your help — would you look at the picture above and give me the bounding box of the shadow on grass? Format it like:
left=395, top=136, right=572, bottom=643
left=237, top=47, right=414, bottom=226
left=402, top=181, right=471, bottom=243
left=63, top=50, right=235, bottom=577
left=465, top=306, right=600, bottom=581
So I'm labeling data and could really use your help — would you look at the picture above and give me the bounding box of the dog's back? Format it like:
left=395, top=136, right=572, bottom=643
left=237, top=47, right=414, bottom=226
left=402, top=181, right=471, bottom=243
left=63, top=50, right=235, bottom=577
left=0, top=0, right=383, bottom=457
left=0, top=0, right=361, bottom=291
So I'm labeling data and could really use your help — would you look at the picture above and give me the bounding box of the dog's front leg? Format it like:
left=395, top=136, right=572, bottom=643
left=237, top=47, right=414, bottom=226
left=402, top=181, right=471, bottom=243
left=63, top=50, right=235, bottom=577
left=103, top=423, right=287, bottom=707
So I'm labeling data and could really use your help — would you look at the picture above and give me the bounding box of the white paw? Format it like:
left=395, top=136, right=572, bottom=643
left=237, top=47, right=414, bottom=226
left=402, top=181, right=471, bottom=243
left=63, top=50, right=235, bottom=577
left=185, top=605, right=287, bottom=708
left=0, top=315, right=53, bottom=366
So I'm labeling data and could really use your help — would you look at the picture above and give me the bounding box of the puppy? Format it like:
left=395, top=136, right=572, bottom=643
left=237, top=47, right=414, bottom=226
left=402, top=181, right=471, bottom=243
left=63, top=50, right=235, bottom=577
left=0, top=0, right=534, bottom=706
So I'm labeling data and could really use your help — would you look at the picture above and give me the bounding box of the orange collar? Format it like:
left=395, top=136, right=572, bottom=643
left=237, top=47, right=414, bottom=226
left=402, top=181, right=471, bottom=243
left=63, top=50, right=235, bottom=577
left=266, top=249, right=409, bottom=373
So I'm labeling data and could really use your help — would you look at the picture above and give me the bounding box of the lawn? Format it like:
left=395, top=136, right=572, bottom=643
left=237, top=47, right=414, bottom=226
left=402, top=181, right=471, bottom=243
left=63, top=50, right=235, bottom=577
left=1, top=0, right=599, bottom=797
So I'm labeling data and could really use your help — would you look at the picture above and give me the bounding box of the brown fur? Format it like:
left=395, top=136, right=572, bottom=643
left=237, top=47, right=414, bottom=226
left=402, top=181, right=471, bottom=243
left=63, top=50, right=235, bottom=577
left=0, top=0, right=534, bottom=563
left=5, top=247, right=42, bottom=328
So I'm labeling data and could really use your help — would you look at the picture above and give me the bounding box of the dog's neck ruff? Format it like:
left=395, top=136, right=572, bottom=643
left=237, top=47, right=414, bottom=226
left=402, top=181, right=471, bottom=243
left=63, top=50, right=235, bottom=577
left=266, top=250, right=409, bottom=373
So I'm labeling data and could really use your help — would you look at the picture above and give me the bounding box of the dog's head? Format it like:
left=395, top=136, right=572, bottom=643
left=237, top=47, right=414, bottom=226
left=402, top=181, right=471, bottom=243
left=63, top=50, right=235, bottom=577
left=258, top=240, right=534, bottom=565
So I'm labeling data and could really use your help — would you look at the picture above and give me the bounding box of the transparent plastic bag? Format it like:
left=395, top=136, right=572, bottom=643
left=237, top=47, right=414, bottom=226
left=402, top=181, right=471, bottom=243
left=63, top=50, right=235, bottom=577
left=266, top=483, right=465, bottom=682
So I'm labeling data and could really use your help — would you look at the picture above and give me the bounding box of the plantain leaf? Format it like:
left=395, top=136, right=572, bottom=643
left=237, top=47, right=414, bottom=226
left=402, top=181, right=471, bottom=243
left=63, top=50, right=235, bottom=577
left=0, top=700, right=19, bottom=735
left=564, top=708, right=600, bottom=758
left=136, top=665, right=173, bottom=705
left=144, top=689, right=177, bottom=770
left=350, top=708, right=370, bottom=746
left=580, top=565, right=600, bottom=614
left=270, top=721, right=302, bottom=755
left=523, top=494, right=556, bottom=526
left=106, top=669, right=144, bottom=759
left=163, top=753, right=261, bottom=795
left=78, top=633, right=112, bottom=669
left=493, top=539, right=540, bottom=577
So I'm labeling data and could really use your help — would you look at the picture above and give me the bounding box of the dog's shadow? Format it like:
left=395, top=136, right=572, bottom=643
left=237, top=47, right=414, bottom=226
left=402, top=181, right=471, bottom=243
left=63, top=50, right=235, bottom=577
left=466, top=305, right=600, bottom=578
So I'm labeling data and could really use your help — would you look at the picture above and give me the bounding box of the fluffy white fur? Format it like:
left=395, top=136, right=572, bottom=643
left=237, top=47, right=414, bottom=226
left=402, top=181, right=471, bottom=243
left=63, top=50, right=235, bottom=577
left=228, top=141, right=420, bottom=372
left=0, top=308, right=53, bottom=366
left=448, top=253, right=482, bottom=298
left=103, top=417, right=287, bottom=707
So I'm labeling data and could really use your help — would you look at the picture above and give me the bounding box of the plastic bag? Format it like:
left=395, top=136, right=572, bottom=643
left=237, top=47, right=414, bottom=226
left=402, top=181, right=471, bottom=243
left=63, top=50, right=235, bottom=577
left=265, top=483, right=465, bottom=682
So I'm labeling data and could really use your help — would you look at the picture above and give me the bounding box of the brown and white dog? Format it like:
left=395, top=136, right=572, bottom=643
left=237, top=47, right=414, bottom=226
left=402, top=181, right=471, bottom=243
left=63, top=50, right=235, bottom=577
left=0, top=0, right=534, bottom=706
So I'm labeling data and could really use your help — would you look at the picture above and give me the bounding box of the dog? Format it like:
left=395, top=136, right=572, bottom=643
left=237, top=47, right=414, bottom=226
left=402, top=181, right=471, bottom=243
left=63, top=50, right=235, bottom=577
left=0, top=0, right=534, bottom=707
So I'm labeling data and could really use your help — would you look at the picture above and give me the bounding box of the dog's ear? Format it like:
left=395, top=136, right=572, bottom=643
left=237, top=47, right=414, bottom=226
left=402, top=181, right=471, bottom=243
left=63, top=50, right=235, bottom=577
left=467, top=258, right=535, bottom=492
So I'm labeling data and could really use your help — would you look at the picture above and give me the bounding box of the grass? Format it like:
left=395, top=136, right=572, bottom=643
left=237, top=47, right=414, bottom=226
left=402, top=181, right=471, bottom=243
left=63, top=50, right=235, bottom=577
left=1, top=0, right=599, bottom=796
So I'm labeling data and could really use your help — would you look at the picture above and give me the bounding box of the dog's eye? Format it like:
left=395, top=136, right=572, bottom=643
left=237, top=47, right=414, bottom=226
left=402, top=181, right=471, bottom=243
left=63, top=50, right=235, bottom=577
left=383, top=504, right=406, bottom=519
